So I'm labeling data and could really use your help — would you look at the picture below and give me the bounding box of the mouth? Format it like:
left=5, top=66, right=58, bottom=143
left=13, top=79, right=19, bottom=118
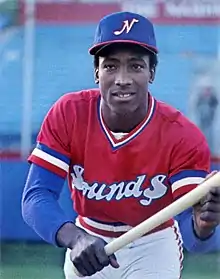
left=112, top=92, right=136, bottom=100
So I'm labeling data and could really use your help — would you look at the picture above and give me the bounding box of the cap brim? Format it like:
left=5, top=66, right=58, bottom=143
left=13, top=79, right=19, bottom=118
left=89, top=40, right=158, bottom=56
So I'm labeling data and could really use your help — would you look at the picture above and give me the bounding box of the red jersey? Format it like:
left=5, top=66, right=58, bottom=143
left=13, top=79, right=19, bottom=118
left=28, top=89, right=210, bottom=237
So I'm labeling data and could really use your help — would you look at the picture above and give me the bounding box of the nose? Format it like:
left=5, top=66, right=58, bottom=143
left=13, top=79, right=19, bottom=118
left=115, top=69, right=133, bottom=87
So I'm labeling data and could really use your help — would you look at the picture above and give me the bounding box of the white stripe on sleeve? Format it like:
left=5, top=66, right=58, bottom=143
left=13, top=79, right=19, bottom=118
left=32, top=148, right=69, bottom=172
left=172, top=177, right=205, bottom=192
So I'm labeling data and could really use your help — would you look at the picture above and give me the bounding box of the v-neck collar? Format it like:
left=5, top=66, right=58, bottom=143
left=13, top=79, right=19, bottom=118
left=97, top=93, right=156, bottom=150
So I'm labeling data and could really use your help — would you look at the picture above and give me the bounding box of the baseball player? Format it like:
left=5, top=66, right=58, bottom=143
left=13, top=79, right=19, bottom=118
left=22, top=12, right=220, bottom=279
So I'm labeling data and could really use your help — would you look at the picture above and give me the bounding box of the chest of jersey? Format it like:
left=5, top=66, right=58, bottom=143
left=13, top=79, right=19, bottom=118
left=68, top=101, right=174, bottom=226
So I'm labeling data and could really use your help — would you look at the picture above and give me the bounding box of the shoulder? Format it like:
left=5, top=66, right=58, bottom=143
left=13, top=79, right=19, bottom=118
left=40, top=89, right=100, bottom=131
left=46, top=89, right=100, bottom=120
left=156, top=99, right=207, bottom=147
left=55, top=89, right=100, bottom=108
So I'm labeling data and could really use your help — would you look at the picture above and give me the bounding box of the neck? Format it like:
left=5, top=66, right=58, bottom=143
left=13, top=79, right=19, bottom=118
left=101, top=100, right=149, bottom=133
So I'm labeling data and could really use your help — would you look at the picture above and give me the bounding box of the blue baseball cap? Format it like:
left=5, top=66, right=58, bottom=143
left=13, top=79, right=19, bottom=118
left=89, top=11, right=158, bottom=56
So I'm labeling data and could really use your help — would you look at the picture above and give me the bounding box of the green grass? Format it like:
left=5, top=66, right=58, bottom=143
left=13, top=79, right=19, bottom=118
left=0, top=242, right=65, bottom=279
left=0, top=242, right=220, bottom=279
left=1, top=266, right=64, bottom=279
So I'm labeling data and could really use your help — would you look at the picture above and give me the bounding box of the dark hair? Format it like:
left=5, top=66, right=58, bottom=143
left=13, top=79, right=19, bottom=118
left=93, top=47, right=158, bottom=72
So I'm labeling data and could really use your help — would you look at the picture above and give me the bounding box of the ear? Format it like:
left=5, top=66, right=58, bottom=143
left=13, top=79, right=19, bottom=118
left=94, top=68, right=99, bottom=84
left=149, top=68, right=155, bottom=84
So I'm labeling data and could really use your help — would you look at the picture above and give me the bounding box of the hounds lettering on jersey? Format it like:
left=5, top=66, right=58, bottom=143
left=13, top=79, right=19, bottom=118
left=71, top=165, right=168, bottom=206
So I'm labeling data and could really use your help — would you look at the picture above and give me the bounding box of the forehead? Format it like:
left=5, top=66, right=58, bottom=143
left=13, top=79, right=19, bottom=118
left=98, top=43, right=150, bottom=61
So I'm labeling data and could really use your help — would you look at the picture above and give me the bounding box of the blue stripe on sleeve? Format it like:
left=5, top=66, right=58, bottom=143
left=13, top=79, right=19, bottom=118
left=21, top=164, right=73, bottom=246
left=36, top=143, right=70, bottom=164
left=170, top=170, right=208, bottom=184
left=175, top=208, right=220, bottom=253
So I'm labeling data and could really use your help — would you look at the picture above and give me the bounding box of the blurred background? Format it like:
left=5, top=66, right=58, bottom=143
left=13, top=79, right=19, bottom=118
left=0, top=0, right=220, bottom=278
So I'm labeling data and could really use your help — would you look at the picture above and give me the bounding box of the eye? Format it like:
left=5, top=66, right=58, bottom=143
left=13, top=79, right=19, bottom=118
left=132, top=64, right=144, bottom=71
left=104, top=64, right=117, bottom=71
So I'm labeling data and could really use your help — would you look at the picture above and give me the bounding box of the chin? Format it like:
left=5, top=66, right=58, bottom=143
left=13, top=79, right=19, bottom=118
left=111, top=103, right=139, bottom=116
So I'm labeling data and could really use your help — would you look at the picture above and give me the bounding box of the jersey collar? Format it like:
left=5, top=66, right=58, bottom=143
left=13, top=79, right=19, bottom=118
left=98, top=93, right=156, bottom=150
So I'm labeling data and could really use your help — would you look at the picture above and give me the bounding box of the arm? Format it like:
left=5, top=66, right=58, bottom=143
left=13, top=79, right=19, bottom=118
left=22, top=163, right=81, bottom=247
left=21, top=97, right=85, bottom=248
left=168, top=127, right=220, bottom=253
left=175, top=208, right=220, bottom=253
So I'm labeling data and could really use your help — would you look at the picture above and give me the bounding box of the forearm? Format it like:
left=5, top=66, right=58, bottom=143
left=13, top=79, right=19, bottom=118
left=22, top=186, right=73, bottom=246
left=22, top=164, right=74, bottom=246
left=176, top=208, right=220, bottom=253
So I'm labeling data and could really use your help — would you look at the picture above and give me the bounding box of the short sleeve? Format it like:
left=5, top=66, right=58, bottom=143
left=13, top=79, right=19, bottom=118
left=28, top=97, right=72, bottom=178
left=169, top=136, right=211, bottom=200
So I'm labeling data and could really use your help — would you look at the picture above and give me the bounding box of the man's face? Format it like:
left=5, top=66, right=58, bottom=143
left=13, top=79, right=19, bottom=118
left=96, top=44, right=153, bottom=115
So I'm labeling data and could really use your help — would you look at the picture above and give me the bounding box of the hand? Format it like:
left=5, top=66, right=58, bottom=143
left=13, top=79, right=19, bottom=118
left=70, top=232, right=119, bottom=277
left=193, top=171, right=220, bottom=239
